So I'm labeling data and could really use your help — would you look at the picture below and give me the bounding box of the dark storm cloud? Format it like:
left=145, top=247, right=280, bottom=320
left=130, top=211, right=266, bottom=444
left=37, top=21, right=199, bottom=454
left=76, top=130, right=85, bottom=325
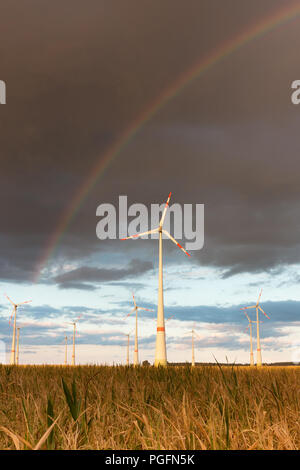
left=1, top=0, right=300, bottom=284
left=53, top=259, right=153, bottom=289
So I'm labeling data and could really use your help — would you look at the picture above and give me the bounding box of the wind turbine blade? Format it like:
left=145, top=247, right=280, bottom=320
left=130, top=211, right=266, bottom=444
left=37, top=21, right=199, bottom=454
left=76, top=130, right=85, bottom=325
left=138, top=307, right=154, bottom=312
left=243, top=311, right=251, bottom=322
left=17, top=300, right=32, bottom=306
left=132, top=293, right=137, bottom=309
left=194, top=332, right=202, bottom=340
left=159, top=192, right=172, bottom=227
left=240, top=306, right=256, bottom=310
left=258, top=306, right=270, bottom=320
left=162, top=230, right=191, bottom=257
left=121, top=228, right=158, bottom=240
left=126, top=308, right=136, bottom=318
left=8, top=309, right=14, bottom=326
left=5, top=294, right=15, bottom=306
left=166, top=314, right=174, bottom=321
left=257, top=289, right=263, bottom=306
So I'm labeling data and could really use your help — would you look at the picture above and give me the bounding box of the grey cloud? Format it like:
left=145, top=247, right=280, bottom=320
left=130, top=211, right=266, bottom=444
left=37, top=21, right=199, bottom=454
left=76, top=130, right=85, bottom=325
left=57, top=282, right=97, bottom=291
left=53, top=259, right=153, bottom=289
left=1, top=0, right=300, bottom=284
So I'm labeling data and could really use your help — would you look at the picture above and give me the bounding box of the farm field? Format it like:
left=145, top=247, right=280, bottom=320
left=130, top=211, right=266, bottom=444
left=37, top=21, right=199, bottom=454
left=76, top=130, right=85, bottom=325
left=0, top=364, right=299, bottom=450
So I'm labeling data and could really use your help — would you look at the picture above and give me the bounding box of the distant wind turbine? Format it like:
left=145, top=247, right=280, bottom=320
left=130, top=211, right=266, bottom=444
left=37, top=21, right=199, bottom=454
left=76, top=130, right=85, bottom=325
left=15, top=323, right=31, bottom=365
left=16, top=323, right=30, bottom=365
left=126, top=293, right=153, bottom=366
left=122, top=193, right=191, bottom=366
left=124, top=329, right=134, bottom=366
left=5, top=294, right=32, bottom=365
left=242, top=311, right=261, bottom=366
left=185, top=324, right=201, bottom=367
left=241, top=290, right=270, bottom=367
left=61, top=335, right=70, bottom=366
left=66, top=315, right=82, bottom=366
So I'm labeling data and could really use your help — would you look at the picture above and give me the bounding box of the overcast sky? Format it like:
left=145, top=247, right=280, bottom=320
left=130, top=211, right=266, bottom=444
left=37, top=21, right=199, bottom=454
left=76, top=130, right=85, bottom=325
left=1, top=0, right=300, bottom=364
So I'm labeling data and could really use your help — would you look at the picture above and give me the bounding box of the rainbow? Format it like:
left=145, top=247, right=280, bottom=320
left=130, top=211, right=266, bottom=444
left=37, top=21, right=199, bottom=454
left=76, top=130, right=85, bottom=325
left=34, top=1, right=300, bottom=282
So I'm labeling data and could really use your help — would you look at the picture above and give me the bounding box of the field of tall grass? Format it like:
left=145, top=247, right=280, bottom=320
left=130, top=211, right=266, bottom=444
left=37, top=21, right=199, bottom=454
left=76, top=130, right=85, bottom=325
left=0, top=364, right=299, bottom=450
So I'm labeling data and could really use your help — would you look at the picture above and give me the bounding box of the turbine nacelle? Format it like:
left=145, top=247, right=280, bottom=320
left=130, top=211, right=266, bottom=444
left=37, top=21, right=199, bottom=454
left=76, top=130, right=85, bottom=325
left=121, top=193, right=191, bottom=257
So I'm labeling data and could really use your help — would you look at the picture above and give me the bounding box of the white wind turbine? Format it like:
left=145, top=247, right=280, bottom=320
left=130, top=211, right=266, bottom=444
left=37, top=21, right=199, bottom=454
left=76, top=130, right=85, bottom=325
left=241, top=290, right=270, bottom=367
left=124, top=329, right=134, bottom=366
left=185, top=323, right=201, bottom=367
left=61, top=335, right=70, bottom=366
left=5, top=294, right=32, bottom=365
left=122, top=193, right=190, bottom=366
left=15, top=323, right=29, bottom=365
left=242, top=311, right=261, bottom=366
left=126, top=294, right=153, bottom=367
left=66, top=315, right=82, bottom=366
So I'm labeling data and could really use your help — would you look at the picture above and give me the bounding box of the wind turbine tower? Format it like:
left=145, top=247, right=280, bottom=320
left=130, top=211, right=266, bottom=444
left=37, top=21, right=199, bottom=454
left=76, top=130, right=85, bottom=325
left=241, top=290, right=270, bottom=367
left=67, top=315, right=82, bottom=366
left=64, top=335, right=68, bottom=366
left=72, top=323, right=76, bottom=366
left=126, top=333, right=130, bottom=366
left=185, top=324, right=201, bottom=367
left=5, top=294, right=32, bottom=365
left=241, top=311, right=261, bottom=366
left=126, top=294, right=153, bottom=366
left=16, top=327, right=20, bottom=365
left=122, top=193, right=190, bottom=366
left=124, top=330, right=133, bottom=366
